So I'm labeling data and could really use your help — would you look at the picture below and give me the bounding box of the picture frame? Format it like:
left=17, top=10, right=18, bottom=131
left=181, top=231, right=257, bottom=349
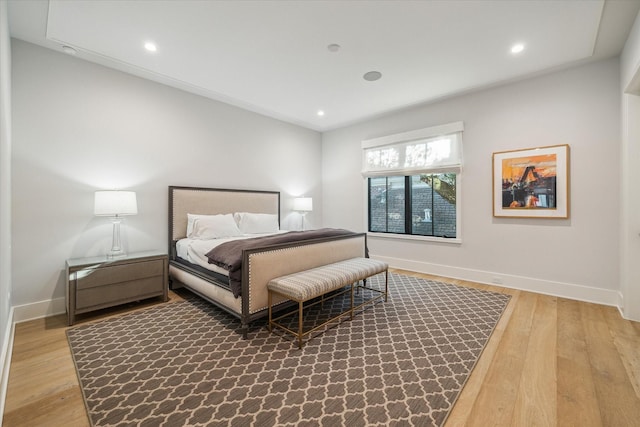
left=492, top=144, right=570, bottom=218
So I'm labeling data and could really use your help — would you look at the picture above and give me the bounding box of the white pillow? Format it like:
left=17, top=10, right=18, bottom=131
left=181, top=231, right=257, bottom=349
left=188, top=214, right=242, bottom=239
left=234, top=212, right=279, bottom=234
left=187, top=213, right=219, bottom=237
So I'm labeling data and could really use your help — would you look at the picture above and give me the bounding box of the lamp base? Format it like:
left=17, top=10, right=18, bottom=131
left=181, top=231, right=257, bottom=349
left=107, top=249, right=126, bottom=259
left=107, top=217, right=126, bottom=259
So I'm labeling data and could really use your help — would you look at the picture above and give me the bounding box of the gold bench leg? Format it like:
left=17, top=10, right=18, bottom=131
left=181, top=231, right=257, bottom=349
left=350, top=282, right=354, bottom=320
left=298, top=300, right=304, bottom=349
left=385, top=269, right=389, bottom=302
left=268, top=291, right=272, bottom=333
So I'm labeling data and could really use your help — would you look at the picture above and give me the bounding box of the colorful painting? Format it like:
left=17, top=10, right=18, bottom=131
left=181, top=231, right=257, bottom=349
left=493, top=145, right=569, bottom=218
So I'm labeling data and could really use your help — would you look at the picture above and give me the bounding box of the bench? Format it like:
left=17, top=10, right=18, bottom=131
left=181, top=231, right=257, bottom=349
left=267, top=257, right=389, bottom=348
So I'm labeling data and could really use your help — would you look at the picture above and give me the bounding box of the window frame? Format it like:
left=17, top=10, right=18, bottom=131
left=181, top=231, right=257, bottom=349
left=365, top=174, right=462, bottom=244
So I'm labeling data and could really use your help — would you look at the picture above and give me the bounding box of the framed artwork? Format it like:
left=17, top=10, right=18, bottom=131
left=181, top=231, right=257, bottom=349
left=492, top=144, right=570, bottom=218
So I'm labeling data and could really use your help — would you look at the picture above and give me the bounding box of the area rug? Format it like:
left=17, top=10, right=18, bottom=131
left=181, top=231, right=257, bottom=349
left=67, top=273, right=511, bottom=427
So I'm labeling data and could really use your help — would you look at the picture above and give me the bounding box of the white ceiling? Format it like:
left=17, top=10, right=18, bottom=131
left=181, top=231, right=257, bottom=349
left=8, top=0, right=640, bottom=132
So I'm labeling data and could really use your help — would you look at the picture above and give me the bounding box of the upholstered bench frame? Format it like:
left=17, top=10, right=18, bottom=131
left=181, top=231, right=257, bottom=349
left=267, top=257, right=388, bottom=348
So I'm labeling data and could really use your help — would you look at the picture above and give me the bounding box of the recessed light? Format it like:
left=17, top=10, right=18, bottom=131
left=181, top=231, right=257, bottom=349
left=363, top=71, right=382, bottom=82
left=144, top=42, right=157, bottom=52
left=317, top=110, right=325, bottom=117
left=511, top=43, right=525, bottom=54
left=327, top=43, right=341, bottom=53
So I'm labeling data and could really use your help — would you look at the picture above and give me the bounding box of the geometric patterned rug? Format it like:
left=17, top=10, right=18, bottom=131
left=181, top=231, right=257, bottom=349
left=66, top=273, right=510, bottom=427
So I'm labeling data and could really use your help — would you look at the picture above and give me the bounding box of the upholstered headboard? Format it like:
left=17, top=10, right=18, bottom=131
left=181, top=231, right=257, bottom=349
left=168, top=186, right=280, bottom=243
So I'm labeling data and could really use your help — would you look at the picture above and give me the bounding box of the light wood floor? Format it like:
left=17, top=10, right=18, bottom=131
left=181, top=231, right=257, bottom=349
left=3, top=270, right=640, bottom=426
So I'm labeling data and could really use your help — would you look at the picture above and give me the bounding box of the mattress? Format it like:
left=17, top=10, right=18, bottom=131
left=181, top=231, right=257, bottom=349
left=176, top=231, right=288, bottom=275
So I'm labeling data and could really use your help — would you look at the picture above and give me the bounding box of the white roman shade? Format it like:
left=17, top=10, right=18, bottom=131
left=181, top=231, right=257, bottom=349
left=362, top=121, right=463, bottom=177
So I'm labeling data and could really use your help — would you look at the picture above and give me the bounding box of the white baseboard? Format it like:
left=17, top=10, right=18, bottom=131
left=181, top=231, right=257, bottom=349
left=12, top=297, right=66, bottom=323
left=0, top=306, right=15, bottom=425
left=617, top=291, right=625, bottom=318
left=375, top=255, right=621, bottom=308
left=6, top=262, right=623, bottom=320
left=1, top=297, right=66, bottom=424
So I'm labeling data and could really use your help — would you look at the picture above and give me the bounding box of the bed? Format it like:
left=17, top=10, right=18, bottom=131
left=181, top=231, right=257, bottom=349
left=168, top=186, right=368, bottom=338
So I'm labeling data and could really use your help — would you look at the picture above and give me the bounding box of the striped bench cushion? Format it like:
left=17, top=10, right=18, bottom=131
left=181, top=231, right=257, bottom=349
left=267, top=257, right=388, bottom=301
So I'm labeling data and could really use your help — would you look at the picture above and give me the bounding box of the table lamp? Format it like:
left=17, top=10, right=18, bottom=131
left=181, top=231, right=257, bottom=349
left=94, top=190, right=138, bottom=258
left=293, top=197, right=313, bottom=230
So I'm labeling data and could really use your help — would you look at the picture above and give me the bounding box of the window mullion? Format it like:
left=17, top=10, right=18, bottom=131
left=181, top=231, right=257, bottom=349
left=367, top=178, right=372, bottom=232
left=385, top=177, right=390, bottom=232
left=405, top=176, right=412, bottom=234
left=431, top=175, right=435, bottom=236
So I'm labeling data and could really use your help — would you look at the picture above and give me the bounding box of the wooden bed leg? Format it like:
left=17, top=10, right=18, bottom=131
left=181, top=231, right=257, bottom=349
left=241, top=324, right=248, bottom=339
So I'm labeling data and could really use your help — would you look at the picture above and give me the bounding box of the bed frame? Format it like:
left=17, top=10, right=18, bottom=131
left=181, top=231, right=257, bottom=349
left=168, top=186, right=367, bottom=338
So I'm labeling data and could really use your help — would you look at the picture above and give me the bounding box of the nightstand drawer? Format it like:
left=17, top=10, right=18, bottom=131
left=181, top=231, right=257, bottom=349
left=75, top=259, right=164, bottom=290
left=76, top=276, right=163, bottom=310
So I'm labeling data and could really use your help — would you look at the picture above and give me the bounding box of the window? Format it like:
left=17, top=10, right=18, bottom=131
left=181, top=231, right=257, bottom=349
left=362, top=122, right=463, bottom=241
left=368, top=174, right=457, bottom=238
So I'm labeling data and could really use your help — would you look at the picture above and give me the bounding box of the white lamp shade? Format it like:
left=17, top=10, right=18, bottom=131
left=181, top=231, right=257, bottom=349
left=94, top=191, right=138, bottom=216
left=293, top=197, right=313, bottom=212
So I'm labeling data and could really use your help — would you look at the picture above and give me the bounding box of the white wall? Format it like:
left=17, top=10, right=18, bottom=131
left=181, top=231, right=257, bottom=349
left=11, top=40, right=322, bottom=313
left=0, top=0, right=14, bottom=411
left=620, top=11, right=640, bottom=321
left=323, top=58, right=621, bottom=305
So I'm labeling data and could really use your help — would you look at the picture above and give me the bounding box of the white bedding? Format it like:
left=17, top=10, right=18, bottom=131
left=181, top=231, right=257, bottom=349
left=176, top=231, right=288, bottom=275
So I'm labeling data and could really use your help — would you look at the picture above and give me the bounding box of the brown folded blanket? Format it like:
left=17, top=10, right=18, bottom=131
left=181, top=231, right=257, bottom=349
left=206, top=228, right=360, bottom=297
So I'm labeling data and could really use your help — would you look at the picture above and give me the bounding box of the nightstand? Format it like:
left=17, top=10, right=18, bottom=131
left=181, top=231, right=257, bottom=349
left=66, top=251, right=168, bottom=325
